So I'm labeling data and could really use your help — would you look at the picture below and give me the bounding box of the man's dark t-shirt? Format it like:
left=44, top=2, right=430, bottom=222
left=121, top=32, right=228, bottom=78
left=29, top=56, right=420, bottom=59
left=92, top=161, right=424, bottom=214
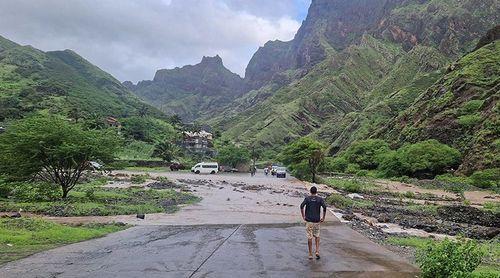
left=300, top=195, right=327, bottom=223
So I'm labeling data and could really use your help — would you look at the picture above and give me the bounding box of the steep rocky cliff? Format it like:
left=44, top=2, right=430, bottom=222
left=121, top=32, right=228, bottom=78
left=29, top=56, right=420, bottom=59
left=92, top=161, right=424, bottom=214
left=218, top=0, right=499, bottom=173
left=129, top=55, right=244, bottom=122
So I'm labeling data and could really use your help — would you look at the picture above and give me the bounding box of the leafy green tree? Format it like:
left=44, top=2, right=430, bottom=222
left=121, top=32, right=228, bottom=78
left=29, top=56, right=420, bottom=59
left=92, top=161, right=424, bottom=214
left=82, top=113, right=107, bottom=130
left=378, top=140, right=461, bottom=178
left=216, top=143, right=250, bottom=168
left=280, top=137, right=326, bottom=183
left=152, top=141, right=179, bottom=163
left=0, top=115, right=121, bottom=198
left=169, top=114, right=183, bottom=126
left=342, top=139, right=390, bottom=170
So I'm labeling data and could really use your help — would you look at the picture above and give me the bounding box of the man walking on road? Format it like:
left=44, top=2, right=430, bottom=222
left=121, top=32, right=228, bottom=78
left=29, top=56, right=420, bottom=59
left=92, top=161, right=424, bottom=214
left=300, top=186, right=327, bottom=260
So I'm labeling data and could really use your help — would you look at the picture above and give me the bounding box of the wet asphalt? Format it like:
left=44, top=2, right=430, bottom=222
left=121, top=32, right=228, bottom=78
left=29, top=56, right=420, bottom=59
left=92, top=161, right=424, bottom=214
left=0, top=172, right=420, bottom=277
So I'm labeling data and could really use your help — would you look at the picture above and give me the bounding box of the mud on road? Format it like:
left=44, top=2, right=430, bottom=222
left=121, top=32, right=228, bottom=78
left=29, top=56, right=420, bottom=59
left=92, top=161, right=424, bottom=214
left=46, top=170, right=314, bottom=226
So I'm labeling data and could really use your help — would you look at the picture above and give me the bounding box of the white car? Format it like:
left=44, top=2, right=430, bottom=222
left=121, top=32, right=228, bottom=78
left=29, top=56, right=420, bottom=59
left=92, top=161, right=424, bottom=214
left=191, top=162, right=219, bottom=174
left=276, top=167, right=287, bottom=178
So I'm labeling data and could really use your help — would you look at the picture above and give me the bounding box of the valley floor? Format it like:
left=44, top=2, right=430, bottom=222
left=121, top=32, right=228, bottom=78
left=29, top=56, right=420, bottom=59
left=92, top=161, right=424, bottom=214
left=0, top=170, right=419, bottom=277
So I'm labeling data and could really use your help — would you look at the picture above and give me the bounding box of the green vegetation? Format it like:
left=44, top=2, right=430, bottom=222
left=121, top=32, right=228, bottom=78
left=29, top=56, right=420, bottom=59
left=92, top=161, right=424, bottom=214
left=323, top=139, right=462, bottom=181
left=0, top=36, right=164, bottom=123
left=0, top=179, right=199, bottom=216
left=152, top=140, right=180, bottom=163
left=341, top=139, right=389, bottom=170
left=121, top=116, right=176, bottom=143
left=377, top=140, right=461, bottom=178
left=216, top=142, right=251, bottom=168
left=130, top=174, right=149, bottom=184
left=0, top=218, right=127, bottom=265
left=280, top=137, right=326, bottom=182
left=117, top=141, right=157, bottom=161
left=470, top=168, right=499, bottom=189
left=325, top=193, right=374, bottom=210
left=0, top=115, right=122, bottom=198
left=483, top=202, right=500, bottom=214
left=388, top=236, right=499, bottom=278
left=324, top=179, right=377, bottom=194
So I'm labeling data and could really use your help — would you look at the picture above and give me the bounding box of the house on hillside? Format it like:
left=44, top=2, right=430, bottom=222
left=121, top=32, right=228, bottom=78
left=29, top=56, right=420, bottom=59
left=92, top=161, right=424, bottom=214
left=105, top=117, right=121, bottom=128
left=182, top=130, right=213, bottom=153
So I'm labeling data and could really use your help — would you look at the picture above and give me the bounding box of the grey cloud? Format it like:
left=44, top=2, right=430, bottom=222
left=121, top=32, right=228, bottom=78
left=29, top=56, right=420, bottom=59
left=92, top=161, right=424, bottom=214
left=0, top=0, right=303, bottom=82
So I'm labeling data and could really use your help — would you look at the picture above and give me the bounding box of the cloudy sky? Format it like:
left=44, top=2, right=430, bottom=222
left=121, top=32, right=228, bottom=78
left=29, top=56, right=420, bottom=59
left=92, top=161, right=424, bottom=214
left=0, top=0, right=310, bottom=82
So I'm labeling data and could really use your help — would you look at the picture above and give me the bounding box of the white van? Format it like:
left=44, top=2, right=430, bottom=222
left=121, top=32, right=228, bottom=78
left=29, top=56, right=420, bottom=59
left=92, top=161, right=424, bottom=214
left=191, top=162, right=219, bottom=174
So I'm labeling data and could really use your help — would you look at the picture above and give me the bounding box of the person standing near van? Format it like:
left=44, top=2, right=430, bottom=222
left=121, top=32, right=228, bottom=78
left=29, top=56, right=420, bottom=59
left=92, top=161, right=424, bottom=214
left=300, top=186, right=326, bottom=260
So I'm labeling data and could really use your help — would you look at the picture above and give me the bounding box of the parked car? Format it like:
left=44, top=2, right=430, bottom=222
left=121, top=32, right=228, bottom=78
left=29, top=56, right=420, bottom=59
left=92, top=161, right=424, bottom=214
left=191, top=162, right=219, bottom=174
left=221, top=166, right=239, bottom=173
left=276, top=167, right=287, bottom=178
left=169, top=162, right=185, bottom=171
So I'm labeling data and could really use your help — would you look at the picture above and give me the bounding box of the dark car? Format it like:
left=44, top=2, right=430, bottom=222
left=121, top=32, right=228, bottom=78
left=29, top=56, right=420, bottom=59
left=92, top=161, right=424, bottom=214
left=221, top=165, right=239, bottom=173
left=169, top=162, right=185, bottom=171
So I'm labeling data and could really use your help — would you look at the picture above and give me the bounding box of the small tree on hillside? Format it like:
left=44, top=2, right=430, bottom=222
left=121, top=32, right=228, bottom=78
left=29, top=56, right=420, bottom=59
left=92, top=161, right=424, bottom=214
left=280, top=137, right=326, bottom=183
left=0, top=115, right=121, bottom=198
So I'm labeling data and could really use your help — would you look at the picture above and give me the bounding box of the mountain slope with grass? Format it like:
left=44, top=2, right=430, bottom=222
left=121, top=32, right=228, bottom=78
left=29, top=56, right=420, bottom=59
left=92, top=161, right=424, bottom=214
left=377, top=40, right=500, bottom=174
left=0, top=35, right=164, bottom=123
left=215, top=0, right=498, bottom=173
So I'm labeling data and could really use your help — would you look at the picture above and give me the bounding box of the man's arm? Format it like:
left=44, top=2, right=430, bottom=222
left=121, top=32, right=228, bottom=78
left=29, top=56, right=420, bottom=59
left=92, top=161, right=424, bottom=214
left=300, top=198, right=307, bottom=221
left=321, top=198, right=327, bottom=222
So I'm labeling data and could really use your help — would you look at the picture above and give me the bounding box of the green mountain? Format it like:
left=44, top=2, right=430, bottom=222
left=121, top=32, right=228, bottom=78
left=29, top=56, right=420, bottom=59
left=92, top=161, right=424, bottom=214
left=377, top=41, right=499, bottom=174
left=0, top=35, right=163, bottom=122
left=127, top=55, right=244, bottom=122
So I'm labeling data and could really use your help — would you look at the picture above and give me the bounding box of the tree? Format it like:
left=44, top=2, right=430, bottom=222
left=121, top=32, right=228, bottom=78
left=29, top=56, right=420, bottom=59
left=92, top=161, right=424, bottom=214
left=378, top=140, right=461, bottom=178
left=280, top=137, right=326, bottom=183
left=216, top=143, right=250, bottom=168
left=152, top=140, right=179, bottom=163
left=169, top=114, right=183, bottom=127
left=0, top=115, right=121, bottom=198
left=342, top=139, right=390, bottom=170
left=138, top=104, right=149, bottom=118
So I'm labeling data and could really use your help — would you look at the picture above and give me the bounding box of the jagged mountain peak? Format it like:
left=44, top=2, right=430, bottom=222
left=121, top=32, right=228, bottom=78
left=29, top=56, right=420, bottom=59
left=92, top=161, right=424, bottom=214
left=200, top=55, right=223, bottom=66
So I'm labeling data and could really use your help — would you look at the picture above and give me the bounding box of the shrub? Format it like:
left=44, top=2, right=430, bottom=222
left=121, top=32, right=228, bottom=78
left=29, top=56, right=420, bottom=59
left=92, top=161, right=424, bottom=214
left=460, top=100, right=484, bottom=114
left=326, top=193, right=354, bottom=209
left=458, top=114, right=482, bottom=128
left=320, top=156, right=348, bottom=173
left=378, top=140, right=461, bottom=178
left=0, top=176, right=14, bottom=198
left=130, top=174, right=148, bottom=184
left=346, top=163, right=361, bottom=174
left=343, top=180, right=364, bottom=193
left=470, top=168, right=499, bottom=189
left=11, top=182, right=61, bottom=202
left=356, top=170, right=368, bottom=177
left=403, top=191, right=415, bottom=199
left=342, top=139, right=390, bottom=170
left=417, top=238, right=485, bottom=278
left=84, top=187, right=95, bottom=200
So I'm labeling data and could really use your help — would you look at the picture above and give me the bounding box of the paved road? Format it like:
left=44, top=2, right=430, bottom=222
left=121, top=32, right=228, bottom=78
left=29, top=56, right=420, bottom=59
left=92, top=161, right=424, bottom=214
left=0, top=171, right=419, bottom=277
